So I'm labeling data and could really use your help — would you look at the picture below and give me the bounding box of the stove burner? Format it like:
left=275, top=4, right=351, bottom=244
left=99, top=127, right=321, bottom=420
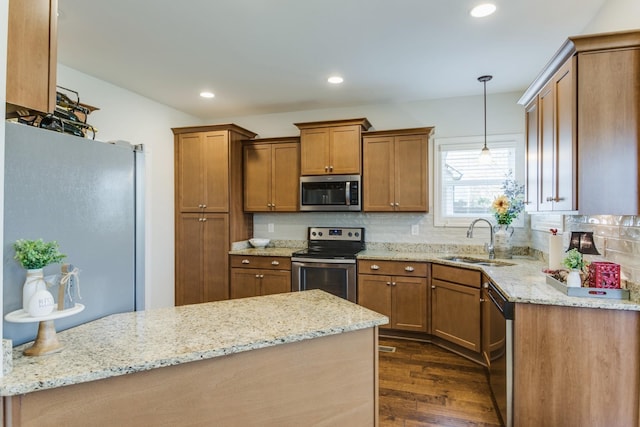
left=293, top=227, right=365, bottom=260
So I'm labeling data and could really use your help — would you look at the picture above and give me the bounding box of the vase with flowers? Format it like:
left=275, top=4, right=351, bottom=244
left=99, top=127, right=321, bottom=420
left=490, top=173, right=525, bottom=259
left=563, top=248, right=586, bottom=287
left=14, top=239, right=66, bottom=316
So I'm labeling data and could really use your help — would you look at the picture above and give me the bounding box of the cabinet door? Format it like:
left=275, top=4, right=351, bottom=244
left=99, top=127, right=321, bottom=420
left=202, top=214, right=230, bottom=302
left=553, top=59, right=576, bottom=211
left=392, top=276, right=428, bottom=332
left=357, top=274, right=392, bottom=320
left=362, top=136, right=394, bottom=211
left=524, top=99, right=539, bottom=212
left=329, top=125, right=361, bottom=174
left=578, top=48, right=639, bottom=215
left=202, top=132, right=230, bottom=212
left=260, top=270, right=291, bottom=296
left=431, top=279, right=481, bottom=352
left=300, top=128, right=330, bottom=175
left=244, top=144, right=272, bottom=212
left=177, top=132, right=229, bottom=212
left=394, top=134, right=428, bottom=212
left=6, top=0, right=57, bottom=113
left=538, top=80, right=555, bottom=212
left=177, top=133, right=206, bottom=212
left=230, top=268, right=260, bottom=299
left=175, top=214, right=205, bottom=306
left=272, top=143, right=300, bottom=211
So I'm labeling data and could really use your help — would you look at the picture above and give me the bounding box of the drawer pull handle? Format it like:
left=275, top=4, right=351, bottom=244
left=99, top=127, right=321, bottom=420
left=271, top=260, right=280, bottom=266
left=386, top=282, right=392, bottom=286
left=370, top=264, right=380, bottom=270
left=242, top=259, right=250, bottom=264
left=405, top=266, right=414, bottom=272
left=431, top=285, right=436, bottom=289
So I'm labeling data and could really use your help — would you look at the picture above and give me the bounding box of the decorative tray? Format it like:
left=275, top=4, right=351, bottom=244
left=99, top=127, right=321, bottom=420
left=546, top=275, right=629, bottom=300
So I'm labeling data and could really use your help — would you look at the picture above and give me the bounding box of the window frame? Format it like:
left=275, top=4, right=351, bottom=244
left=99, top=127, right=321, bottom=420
left=433, top=134, right=525, bottom=228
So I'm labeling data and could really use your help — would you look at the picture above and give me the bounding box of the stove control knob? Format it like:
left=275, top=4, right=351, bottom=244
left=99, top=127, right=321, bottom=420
left=355, top=232, right=359, bottom=237
left=311, top=231, right=317, bottom=237
left=318, top=232, right=323, bottom=236
left=348, top=232, right=352, bottom=237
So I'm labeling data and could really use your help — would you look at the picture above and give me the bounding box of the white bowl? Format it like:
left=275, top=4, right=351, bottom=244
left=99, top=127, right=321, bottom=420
left=249, top=238, right=270, bottom=248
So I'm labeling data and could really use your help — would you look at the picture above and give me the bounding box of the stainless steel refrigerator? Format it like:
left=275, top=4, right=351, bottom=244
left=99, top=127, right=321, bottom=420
left=3, top=122, right=144, bottom=345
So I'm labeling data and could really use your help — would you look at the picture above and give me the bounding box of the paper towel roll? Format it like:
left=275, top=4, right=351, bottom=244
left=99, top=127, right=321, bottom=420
left=549, top=234, right=564, bottom=270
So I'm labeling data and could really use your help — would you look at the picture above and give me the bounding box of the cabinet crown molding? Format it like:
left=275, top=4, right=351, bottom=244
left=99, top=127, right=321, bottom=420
left=171, top=123, right=257, bottom=138
left=294, top=118, right=372, bottom=131
left=518, top=29, right=640, bottom=106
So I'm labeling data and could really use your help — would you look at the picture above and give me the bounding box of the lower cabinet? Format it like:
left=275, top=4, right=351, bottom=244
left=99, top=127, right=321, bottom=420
left=357, top=260, right=429, bottom=332
left=431, top=264, right=482, bottom=352
left=230, top=255, right=291, bottom=299
left=176, top=213, right=229, bottom=305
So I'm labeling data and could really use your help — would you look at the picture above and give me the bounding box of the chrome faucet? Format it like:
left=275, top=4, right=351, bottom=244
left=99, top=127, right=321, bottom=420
left=467, top=218, right=495, bottom=259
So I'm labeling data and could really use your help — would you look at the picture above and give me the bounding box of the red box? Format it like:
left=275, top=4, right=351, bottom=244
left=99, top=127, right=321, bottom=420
left=588, top=262, right=621, bottom=289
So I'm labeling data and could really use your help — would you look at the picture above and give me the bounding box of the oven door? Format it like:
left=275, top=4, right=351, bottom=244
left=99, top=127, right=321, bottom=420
left=291, top=258, right=357, bottom=302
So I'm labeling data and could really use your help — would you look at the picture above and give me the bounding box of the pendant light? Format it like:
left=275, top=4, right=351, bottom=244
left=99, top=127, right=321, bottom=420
left=478, top=75, right=493, bottom=164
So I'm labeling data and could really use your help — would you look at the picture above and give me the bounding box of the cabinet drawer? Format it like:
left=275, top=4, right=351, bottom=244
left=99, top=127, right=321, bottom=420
left=230, top=255, right=291, bottom=270
left=358, top=260, right=428, bottom=277
left=432, top=264, right=481, bottom=288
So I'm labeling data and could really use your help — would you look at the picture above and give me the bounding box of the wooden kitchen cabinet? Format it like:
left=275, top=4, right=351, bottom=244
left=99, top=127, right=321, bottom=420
left=294, top=118, right=371, bottom=175
left=362, top=128, right=433, bottom=212
left=6, top=0, right=58, bottom=114
left=176, top=213, right=229, bottom=305
left=243, top=137, right=300, bottom=212
left=173, top=124, right=256, bottom=306
left=537, top=59, right=576, bottom=212
left=513, top=303, right=640, bottom=426
left=230, top=255, right=291, bottom=299
left=357, top=260, right=429, bottom=332
left=431, top=264, right=482, bottom=352
left=176, top=131, right=230, bottom=212
left=519, top=30, right=640, bottom=214
left=523, top=99, right=539, bottom=212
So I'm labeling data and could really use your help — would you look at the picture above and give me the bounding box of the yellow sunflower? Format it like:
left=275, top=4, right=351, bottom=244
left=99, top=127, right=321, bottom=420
left=492, top=195, right=510, bottom=215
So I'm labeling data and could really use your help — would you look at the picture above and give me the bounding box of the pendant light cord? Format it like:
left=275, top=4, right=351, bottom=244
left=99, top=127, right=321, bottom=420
left=478, top=75, right=493, bottom=154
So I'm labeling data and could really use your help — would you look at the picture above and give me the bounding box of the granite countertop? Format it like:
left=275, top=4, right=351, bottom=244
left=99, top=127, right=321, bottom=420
left=229, top=247, right=298, bottom=257
left=0, top=290, right=388, bottom=396
left=358, top=249, right=640, bottom=311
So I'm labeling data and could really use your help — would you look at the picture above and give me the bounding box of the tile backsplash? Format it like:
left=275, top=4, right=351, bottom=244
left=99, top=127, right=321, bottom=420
left=531, top=215, right=640, bottom=299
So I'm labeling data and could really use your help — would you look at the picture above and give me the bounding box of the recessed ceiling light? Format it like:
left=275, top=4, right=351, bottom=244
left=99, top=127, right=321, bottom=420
left=199, top=91, right=215, bottom=99
left=328, top=76, right=344, bottom=84
left=470, top=3, right=496, bottom=18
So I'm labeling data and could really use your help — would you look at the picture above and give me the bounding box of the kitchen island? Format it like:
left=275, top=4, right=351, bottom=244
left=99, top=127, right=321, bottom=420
left=0, top=290, right=388, bottom=426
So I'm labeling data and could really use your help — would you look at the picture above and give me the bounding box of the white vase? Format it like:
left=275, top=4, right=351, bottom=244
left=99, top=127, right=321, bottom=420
left=27, top=289, right=55, bottom=317
left=22, top=268, right=47, bottom=312
left=567, top=269, right=582, bottom=287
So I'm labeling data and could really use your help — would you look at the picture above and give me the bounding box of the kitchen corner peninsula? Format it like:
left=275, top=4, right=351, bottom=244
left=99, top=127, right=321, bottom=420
left=0, top=290, right=388, bottom=427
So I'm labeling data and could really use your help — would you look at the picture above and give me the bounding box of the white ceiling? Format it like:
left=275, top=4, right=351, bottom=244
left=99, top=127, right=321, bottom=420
left=57, top=0, right=608, bottom=119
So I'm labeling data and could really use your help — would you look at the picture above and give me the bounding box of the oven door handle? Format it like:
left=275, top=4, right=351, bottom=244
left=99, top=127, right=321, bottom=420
left=291, top=258, right=356, bottom=265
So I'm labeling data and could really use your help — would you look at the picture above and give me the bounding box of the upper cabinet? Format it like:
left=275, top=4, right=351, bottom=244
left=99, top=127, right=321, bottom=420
left=519, top=30, right=640, bottom=215
left=243, top=137, right=300, bottom=212
left=294, top=118, right=371, bottom=175
left=362, top=128, right=433, bottom=212
left=6, top=0, right=58, bottom=114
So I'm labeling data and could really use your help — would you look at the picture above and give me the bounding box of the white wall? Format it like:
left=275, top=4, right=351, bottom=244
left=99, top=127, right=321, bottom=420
left=583, top=0, right=640, bottom=33
left=57, top=65, right=203, bottom=309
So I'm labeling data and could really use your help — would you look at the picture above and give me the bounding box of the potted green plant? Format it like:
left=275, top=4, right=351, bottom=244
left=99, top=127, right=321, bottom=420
left=14, top=239, right=66, bottom=314
left=563, top=248, right=585, bottom=287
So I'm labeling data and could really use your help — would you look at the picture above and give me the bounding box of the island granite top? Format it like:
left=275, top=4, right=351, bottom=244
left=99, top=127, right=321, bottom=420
left=0, top=290, right=388, bottom=396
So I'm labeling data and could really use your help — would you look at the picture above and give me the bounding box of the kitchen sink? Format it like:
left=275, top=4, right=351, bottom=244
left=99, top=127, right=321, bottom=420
left=440, top=256, right=515, bottom=267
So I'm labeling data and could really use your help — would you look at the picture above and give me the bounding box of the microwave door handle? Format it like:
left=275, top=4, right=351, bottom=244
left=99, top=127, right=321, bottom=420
left=345, top=182, right=351, bottom=206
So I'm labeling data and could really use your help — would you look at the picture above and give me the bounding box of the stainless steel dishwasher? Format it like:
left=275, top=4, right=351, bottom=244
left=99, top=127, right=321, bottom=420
left=484, top=280, right=514, bottom=427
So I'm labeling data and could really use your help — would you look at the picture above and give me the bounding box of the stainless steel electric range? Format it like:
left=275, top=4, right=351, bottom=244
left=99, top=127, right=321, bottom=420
left=291, top=227, right=365, bottom=303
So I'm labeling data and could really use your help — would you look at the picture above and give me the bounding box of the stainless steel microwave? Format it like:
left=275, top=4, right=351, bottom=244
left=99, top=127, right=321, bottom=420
left=299, top=175, right=361, bottom=211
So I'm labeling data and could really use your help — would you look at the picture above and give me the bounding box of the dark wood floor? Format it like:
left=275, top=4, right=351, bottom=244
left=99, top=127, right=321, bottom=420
left=378, top=337, right=502, bottom=427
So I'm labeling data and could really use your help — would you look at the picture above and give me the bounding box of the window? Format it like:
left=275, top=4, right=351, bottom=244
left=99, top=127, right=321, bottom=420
left=434, top=134, right=525, bottom=227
